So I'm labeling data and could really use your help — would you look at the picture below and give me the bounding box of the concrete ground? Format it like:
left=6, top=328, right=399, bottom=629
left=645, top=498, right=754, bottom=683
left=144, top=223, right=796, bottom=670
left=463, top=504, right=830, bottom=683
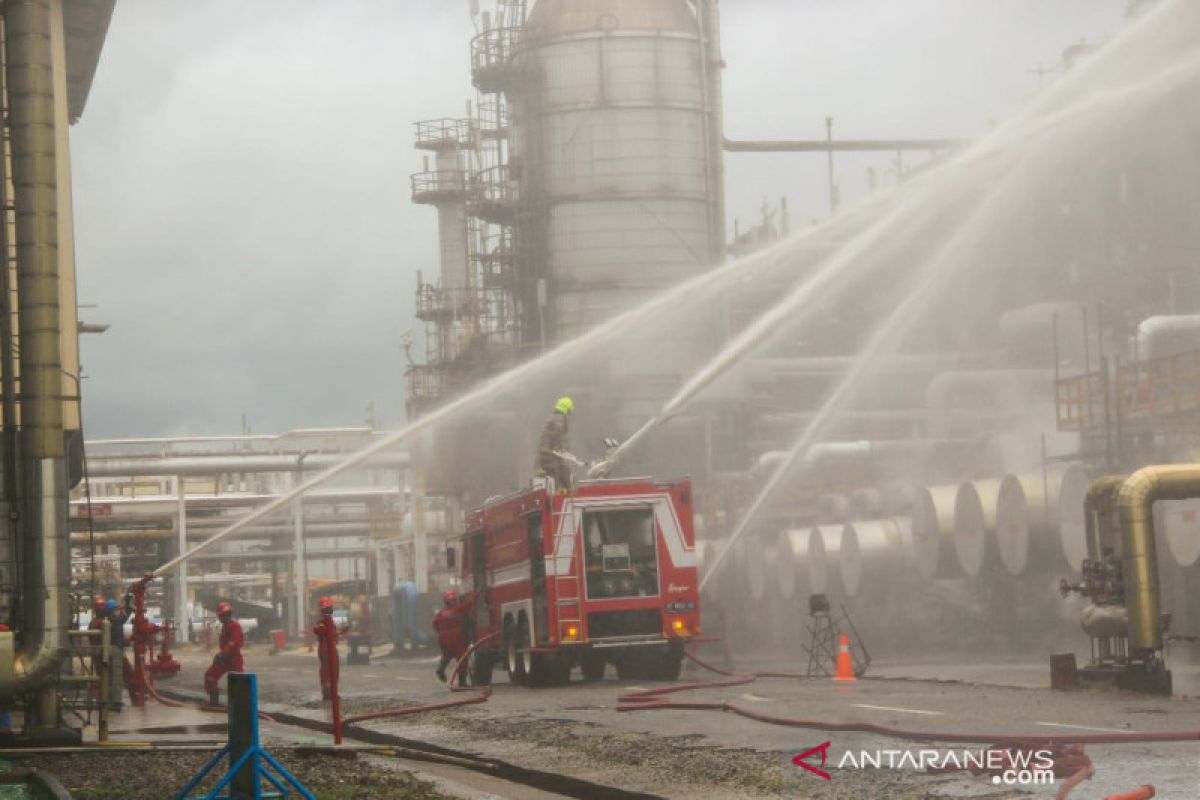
left=106, top=639, right=1200, bottom=800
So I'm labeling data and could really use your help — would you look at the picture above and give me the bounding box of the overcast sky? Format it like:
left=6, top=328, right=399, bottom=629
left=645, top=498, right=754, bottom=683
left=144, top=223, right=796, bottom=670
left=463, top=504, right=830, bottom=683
left=69, top=0, right=1127, bottom=438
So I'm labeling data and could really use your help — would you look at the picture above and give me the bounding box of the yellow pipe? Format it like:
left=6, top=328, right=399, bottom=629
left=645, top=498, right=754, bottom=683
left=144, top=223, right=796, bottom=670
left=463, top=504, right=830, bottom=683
left=1084, top=475, right=1126, bottom=560
left=1116, top=464, right=1200, bottom=652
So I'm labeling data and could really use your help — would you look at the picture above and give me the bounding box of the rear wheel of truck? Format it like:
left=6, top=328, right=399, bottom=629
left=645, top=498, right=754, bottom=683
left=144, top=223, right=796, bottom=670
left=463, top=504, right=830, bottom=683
left=529, top=651, right=570, bottom=687
left=506, top=614, right=532, bottom=685
left=504, top=616, right=525, bottom=685
left=469, top=646, right=494, bottom=686
left=581, top=651, right=606, bottom=682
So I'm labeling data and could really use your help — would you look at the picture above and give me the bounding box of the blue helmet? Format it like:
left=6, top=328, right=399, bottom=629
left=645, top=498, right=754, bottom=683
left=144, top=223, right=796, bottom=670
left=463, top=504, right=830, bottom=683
left=105, top=599, right=118, bottom=610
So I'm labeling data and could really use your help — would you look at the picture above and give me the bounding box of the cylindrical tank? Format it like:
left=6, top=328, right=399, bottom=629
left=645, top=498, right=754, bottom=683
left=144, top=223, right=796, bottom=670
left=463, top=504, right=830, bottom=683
left=807, top=525, right=844, bottom=597
left=775, top=528, right=812, bottom=600
left=994, top=467, right=1074, bottom=576
left=1160, top=499, right=1200, bottom=567
left=912, top=485, right=959, bottom=580
left=952, top=478, right=1003, bottom=577
left=514, top=0, right=718, bottom=342
left=839, top=518, right=911, bottom=598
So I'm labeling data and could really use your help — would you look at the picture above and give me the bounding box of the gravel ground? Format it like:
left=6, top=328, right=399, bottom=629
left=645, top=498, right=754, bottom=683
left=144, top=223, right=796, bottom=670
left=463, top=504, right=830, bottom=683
left=3, top=751, right=453, bottom=800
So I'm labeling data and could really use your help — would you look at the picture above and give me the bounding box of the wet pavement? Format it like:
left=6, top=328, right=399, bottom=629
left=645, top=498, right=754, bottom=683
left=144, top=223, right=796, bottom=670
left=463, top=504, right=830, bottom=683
left=112, top=641, right=1200, bottom=799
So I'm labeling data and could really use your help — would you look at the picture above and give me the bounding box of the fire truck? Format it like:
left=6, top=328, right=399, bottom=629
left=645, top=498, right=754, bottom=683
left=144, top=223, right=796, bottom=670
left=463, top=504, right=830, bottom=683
left=461, top=477, right=701, bottom=686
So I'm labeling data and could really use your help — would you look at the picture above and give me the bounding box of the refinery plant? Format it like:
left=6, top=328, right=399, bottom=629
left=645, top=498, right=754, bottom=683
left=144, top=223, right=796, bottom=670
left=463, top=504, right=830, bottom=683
left=0, top=1, right=1198, bottom=798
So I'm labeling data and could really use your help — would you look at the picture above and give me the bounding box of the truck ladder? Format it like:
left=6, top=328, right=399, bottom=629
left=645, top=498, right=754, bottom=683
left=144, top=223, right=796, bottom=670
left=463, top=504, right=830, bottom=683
left=551, top=507, right=581, bottom=623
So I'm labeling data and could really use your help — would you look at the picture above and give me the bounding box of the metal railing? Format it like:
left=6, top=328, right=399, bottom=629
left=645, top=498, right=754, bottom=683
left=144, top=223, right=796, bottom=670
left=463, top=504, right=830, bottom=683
left=1055, top=348, right=1200, bottom=431
left=470, top=26, right=524, bottom=92
left=414, top=118, right=475, bottom=150
left=411, top=170, right=468, bottom=203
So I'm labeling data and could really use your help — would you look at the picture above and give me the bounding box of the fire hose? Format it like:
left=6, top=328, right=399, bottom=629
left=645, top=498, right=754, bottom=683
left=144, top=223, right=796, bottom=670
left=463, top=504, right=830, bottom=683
left=143, top=670, right=274, bottom=723
left=339, top=632, right=498, bottom=726
left=617, top=648, right=1193, bottom=799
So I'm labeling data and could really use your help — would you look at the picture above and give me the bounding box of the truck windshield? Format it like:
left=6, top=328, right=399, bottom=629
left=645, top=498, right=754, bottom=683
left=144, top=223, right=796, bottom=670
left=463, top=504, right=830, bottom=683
left=582, top=507, right=658, bottom=599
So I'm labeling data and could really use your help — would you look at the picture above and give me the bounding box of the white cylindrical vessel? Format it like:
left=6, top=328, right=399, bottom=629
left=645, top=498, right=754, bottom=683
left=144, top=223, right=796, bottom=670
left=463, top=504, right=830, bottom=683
left=775, top=528, right=812, bottom=600
left=952, top=478, right=1003, bottom=577
left=839, top=518, right=910, bottom=598
left=1160, top=499, right=1200, bottom=567
left=912, top=484, right=959, bottom=580
left=807, top=524, right=844, bottom=597
left=515, top=0, right=718, bottom=342
left=995, top=468, right=1071, bottom=576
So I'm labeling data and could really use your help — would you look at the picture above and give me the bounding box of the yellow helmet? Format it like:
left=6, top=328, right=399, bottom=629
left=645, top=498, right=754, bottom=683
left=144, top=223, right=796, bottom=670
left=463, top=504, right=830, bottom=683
left=555, top=396, right=574, bottom=415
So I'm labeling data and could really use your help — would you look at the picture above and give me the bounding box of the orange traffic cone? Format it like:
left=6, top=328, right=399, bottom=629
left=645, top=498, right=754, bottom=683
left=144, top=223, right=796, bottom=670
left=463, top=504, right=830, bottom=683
left=833, top=632, right=856, bottom=682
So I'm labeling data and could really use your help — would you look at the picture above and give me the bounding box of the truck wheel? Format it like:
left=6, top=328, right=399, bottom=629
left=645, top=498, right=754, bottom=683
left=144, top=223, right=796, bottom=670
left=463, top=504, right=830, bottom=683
left=504, top=616, right=525, bottom=685
left=581, top=652, right=606, bottom=682
left=469, top=648, right=494, bottom=686
left=648, top=642, right=684, bottom=681
left=507, top=615, right=531, bottom=685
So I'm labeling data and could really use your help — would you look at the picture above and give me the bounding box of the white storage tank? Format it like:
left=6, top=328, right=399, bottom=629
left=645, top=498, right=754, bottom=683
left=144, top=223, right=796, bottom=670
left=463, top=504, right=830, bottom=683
left=513, top=0, right=720, bottom=341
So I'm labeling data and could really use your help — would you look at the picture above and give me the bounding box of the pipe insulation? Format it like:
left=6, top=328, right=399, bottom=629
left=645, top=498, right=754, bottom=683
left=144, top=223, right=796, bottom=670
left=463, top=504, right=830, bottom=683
left=4, top=0, right=69, bottom=704
left=1115, top=464, right=1200, bottom=652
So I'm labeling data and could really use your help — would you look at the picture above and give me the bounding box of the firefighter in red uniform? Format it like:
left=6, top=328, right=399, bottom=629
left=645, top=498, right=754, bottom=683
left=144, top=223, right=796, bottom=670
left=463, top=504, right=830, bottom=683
left=204, top=601, right=244, bottom=705
left=432, top=590, right=475, bottom=684
left=312, top=596, right=341, bottom=700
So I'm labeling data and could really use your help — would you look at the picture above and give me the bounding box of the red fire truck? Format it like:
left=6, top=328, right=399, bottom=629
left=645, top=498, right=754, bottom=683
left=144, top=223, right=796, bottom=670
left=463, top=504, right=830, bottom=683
left=461, top=477, right=701, bottom=686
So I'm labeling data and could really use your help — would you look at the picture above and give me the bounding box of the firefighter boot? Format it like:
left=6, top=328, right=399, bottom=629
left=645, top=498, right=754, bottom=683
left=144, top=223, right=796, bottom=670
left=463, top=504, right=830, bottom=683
left=435, top=664, right=447, bottom=683
left=208, top=692, right=220, bottom=707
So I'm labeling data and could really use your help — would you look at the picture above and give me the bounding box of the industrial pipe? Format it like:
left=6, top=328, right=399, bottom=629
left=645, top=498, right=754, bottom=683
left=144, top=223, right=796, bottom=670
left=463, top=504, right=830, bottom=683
left=85, top=451, right=410, bottom=478
left=4, top=0, right=70, bottom=709
left=1116, top=464, right=1200, bottom=652
left=1135, top=314, right=1200, bottom=360
left=1083, top=475, right=1126, bottom=561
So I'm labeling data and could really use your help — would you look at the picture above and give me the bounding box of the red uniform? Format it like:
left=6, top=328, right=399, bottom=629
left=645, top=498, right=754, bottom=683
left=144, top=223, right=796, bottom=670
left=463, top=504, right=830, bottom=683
left=312, top=614, right=340, bottom=699
left=203, top=618, right=244, bottom=696
left=432, top=592, right=475, bottom=683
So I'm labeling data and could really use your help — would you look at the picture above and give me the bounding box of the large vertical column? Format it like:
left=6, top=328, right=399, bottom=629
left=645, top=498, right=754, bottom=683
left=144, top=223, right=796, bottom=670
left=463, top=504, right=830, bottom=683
left=411, top=459, right=428, bottom=593
left=6, top=0, right=69, bottom=724
left=175, top=476, right=188, bottom=628
left=435, top=148, right=469, bottom=292
left=291, top=473, right=307, bottom=633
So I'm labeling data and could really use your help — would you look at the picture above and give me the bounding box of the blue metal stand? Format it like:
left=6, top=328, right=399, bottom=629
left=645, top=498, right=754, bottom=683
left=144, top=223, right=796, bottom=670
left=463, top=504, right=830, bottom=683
left=177, top=673, right=317, bottom=800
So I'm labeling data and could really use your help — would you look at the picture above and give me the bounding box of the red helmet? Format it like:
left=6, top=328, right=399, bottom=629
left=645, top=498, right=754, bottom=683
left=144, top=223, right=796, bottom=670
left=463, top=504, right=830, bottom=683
left=442, top=590, right=459, bottom=606
left=318, top=596, right=334, bottom=611
left=93, top=597, right=107, bottom=611
left=216, top=601, right=233, bottom=618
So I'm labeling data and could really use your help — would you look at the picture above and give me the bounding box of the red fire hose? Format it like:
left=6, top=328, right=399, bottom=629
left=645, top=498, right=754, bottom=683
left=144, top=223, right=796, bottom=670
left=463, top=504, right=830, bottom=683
left=619, top=649, right=1200, bottom=747
left=143, top=671, right=274, bottom=722
left=338, top=632, right=499, bottom=727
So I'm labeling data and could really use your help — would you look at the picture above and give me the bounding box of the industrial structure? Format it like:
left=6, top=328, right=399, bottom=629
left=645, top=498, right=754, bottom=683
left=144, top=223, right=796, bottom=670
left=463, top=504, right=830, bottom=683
left=1, top=0, right=1197, bottom=760
left=400, top=0, right=1199, bottom=697
left=0, top=0, right=117, bottom=742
